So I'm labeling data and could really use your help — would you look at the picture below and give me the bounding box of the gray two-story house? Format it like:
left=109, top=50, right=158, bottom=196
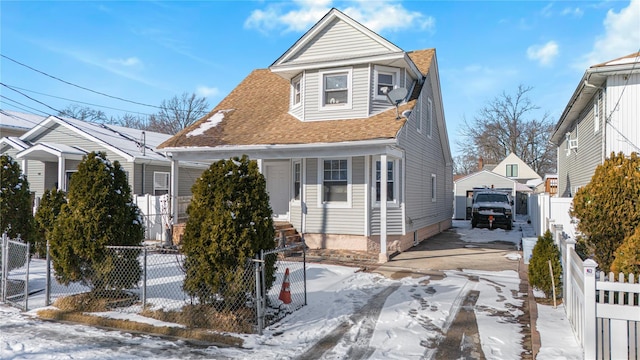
left=551, top=52, right=640, bottom=197
left=158, top=8, right=453, bottom=262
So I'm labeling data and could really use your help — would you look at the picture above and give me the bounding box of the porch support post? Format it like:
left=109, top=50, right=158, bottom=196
left=21, top=159, right=28, bottom=176
left=170, top=157, right=179, bottom=225
left=57, top=156, right=65, bottom=191
left=379, top=154, right=388, bottom=263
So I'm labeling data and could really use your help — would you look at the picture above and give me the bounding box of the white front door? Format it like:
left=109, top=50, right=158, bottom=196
left=264, top=161, right=290, bottom=220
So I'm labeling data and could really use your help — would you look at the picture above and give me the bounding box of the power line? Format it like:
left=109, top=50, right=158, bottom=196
left=1, top=54, right=160, bottom=109
left=3, top=84, right=154, bottom=117
left=1, top=83, right=62, bottom=114
left=0, top=95, right=50, bottom=116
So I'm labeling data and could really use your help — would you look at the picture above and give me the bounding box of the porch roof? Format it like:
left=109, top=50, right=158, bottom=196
left=16, top=142, right=86, bottom=162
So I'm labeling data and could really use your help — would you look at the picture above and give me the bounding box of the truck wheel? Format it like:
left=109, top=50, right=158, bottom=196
left=506, top=222, right=512, bottom=230
left=471, top=220, right=477, bottom=228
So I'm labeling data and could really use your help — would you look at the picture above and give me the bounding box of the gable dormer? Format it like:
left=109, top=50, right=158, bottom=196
left=269, top=8, right=422, bottom=122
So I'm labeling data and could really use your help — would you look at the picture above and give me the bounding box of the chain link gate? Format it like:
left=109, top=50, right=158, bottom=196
left=1, top=233, right=31, bottom=311
left=256, top=242, right=307, bottom=334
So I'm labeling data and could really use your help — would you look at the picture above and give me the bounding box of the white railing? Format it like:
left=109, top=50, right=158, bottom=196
left=553, top=224, right=640, bottom=360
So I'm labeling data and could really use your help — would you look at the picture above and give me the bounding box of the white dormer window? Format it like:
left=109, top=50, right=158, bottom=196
left=373, top=65, right=400, bottom=100
left=292, top=74, right=302, bottom=108
left=319, top=68, right=352, bottom=110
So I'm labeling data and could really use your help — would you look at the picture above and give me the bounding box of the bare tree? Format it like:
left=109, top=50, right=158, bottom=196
left=457, top=85, right=556, bottom=176
left=147, top=92, right=209, bottom=135
left=58, top=104, right=108, bottom=123
left=453, top=154, right=481, bottom=176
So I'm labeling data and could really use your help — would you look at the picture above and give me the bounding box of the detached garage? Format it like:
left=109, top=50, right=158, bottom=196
left=454, top=170, right=531, bottom=220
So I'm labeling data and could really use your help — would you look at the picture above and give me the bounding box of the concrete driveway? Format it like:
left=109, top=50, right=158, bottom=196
left=372, top=222, right=523, bottom=279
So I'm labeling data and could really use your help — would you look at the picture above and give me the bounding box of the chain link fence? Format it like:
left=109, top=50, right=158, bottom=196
left=259, top=243, right=307, bottom=331
left=44, top=241, right=307, bottom=334
left=1, top=233, right=31, bottom=310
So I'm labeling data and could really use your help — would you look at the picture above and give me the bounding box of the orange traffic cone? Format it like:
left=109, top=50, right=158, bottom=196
left=279, top=268, right=292, bottom=304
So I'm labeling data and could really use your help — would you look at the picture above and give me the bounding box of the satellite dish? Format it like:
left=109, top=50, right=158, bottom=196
left=385, top=87, right=408, bottom=119
left=386, top=87, right=408, bottom=105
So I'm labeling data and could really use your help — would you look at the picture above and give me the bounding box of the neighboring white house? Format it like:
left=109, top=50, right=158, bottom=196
left=0, top=114, right=206, bottom=200
left=0, top=110, right=44, bottom=138
left=491, top=152, right=541, bottom=184
left=158, top=8, right=454, bottom=262
left=550, top=52, right=640, bottom=197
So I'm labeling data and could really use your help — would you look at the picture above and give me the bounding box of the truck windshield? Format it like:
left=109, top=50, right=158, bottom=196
left=476, top=194, right=508, bottom=203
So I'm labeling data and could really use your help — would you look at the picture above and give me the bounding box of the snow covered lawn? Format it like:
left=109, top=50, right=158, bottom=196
left=0, top=218, right=582, bottom=359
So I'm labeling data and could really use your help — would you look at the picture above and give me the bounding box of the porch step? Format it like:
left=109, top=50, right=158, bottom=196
left=274, top=221, right=302, bottom=246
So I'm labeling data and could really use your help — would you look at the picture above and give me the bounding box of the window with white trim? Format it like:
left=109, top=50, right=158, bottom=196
left=506, top=164, right=518, bottom=178
left=374, top=159, right=398, bottom=204
left=431, top=174, right=437, bottom=202
left=373, top=65, right=400, bottom=100
left=320, top=69, right=352, bottom=109
left=320, top=159, right=350, bottom=204
left=154, top=172, right=170, bottom=196
left=292, top=75, right=302, bottom=108
left=293, top=161, right=301, bottom=201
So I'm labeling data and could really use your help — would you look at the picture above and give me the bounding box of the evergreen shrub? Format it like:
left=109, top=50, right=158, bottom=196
left=570, top=152, right=640, bottom=271
left=0, top=154, right=35, bottom=248
left=34, top=188, right=67, bottom=258
left=49, top=152, right=144, bottom=293
left=181, top=155, right=276, bottom=308
left=610, top=226, right=640, bottom=276
left=528, top=230, right=562, bottom=299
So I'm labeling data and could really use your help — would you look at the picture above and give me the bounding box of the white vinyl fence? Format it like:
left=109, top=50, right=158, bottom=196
left=132, top=194, right=191, bottom=242
left=550, top=224, right=640, bottom=360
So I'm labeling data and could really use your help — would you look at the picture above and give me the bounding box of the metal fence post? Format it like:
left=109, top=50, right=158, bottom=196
left=303, top=240, right=307, bottom=306
left=142, top=247, right=147, bottom=308
left=1, top=233, right=7, bottom=303
left=254, top=258, right=264, bottom=335
left=24, top=242, right=30, bottom=311
left=45, top=240, right=51, bottom=306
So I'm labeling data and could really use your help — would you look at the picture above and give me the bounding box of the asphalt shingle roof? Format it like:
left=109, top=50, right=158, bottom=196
left=159, top=49, right=435, bottom=149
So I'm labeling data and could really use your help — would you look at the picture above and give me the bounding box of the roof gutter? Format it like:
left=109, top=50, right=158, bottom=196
left=162, top=138, right=401, bottom=161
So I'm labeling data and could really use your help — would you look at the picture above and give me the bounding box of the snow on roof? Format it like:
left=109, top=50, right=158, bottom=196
left=186, top=110, right=230, bottom=137
left=49, top=116, right=172, bottom=163
left=0, top=110, right=45, bottom=130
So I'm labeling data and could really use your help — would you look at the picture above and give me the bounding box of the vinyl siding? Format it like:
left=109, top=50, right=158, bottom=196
left=288, top=19, right=392, bottom=65
left=304, top=157, right=365, bottom=235
left=397, top=69, right=453, bottom=233
left=369, top=66, right=412, bottom=114
left=558, top=95, right=603, bottom=197
left=27, top=161, right=45, bottom=197
left=303, top=64, right=369, bottom=121
left=605, top=74, right=640, bottom=155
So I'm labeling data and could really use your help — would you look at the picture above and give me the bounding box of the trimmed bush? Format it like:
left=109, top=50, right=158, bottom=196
left=611, top=226, right=640, bottom=276
left=181, top=155, right=276, bottom=308
left=570, top=152, right=640, bottom=271
left=528, top=230, right=562, bottom=298
left=49, top=152, right=144, bottom=292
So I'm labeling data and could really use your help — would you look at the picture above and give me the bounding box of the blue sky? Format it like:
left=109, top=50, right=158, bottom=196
left=1, top=0, right=638, bottom=156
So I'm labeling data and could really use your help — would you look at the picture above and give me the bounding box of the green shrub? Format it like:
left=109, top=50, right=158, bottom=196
left=49, top=152, right=144, bottom=291
left=570, top=152, right=640, bottom=271
left=610, top=226, right=640, bottom=276
left=0, top=154, right=35, bottom=249
left=528, top=230, right=562, bottom=298
left=181, top=155, right=276, bottom=308
left=34, top=188, right=67, bottom=258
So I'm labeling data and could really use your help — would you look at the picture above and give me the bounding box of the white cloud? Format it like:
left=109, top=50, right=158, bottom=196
left=527, top=41, right=559, bottom=66
left=561, top=7, right=584, bottom=17
left=196, top=86, right=220, bottom=98
left=108, top=57, right=142, bottom=67
left=244, top=0, right=434, bottom=34
left=577, top=0, right=640, bottom=68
